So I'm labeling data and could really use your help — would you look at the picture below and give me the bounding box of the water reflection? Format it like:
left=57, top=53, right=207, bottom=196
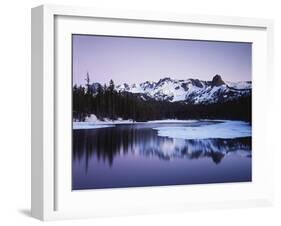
left=72, top=124, right=252, bottom=189
left=73, top=124, right=251, bottom=167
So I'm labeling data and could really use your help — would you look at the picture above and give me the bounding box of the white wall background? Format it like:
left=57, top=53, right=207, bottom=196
left=0, top=0, right=280, bottom=225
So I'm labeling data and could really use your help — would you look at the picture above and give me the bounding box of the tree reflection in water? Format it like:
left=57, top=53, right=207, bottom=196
left=73, top=124, right=251, bottom=169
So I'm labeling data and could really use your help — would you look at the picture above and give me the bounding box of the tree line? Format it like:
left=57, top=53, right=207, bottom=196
left=73, top=75, right=251, bottom=122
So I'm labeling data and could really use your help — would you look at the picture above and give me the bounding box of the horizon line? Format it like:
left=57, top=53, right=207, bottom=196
left=72, top=74, right=252, bottom=86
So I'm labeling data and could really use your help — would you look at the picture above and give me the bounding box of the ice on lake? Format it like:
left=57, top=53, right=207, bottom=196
left=153, top=120, right=251, bottom=139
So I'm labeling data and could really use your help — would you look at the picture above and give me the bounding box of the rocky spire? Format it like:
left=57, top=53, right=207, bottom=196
left=211, top=74, right=225, bottom=87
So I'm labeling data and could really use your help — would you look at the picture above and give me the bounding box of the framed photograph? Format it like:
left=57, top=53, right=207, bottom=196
left=31, top=4, right=274, bottom=221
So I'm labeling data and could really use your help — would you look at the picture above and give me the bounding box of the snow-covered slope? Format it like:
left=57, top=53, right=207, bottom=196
left=115, top=75, right=251, bottom=104
left=89, top=75, right=251, bottom=104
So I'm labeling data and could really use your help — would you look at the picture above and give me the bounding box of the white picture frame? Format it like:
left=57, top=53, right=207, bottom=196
left=31, top=4, right=274, bottom=221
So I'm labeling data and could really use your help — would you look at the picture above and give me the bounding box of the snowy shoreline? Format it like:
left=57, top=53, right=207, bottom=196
left=73, top=114, right=251, bottom=139
left=73, top=114, right=208, bottom=130
left=73, top=119, right=200, bottom=130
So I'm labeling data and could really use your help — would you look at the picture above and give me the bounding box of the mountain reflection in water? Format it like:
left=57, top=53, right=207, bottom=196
left=72, top=123, right=251, bottom=189
left=74, top=123, right=251, bottom=164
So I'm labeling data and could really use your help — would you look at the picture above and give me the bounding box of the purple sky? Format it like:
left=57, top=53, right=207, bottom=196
left=72, top=34, right=252, bottom=86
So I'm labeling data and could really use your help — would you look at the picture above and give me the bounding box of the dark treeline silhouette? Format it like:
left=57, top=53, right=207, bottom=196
left=73, top=77, right=251, bottom=122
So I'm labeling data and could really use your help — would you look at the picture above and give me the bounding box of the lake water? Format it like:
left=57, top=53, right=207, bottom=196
left=72, top=121, right=252, bottom=190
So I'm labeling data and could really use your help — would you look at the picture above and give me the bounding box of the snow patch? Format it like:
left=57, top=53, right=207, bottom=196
left=153, top=120, right=251, bottom=139
left=73, top=114, right=135, bottom=130
left=73, top=122, right=114, bottom=130
left=147, top=119, right=198, bottom=123
left=85, top=114, right=99, bottom=122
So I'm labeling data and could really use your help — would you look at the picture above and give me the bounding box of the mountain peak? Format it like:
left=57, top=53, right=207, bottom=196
left=158, top=77, right=172, bottom=83
left=211, top=74, right=225, bottom=87
left=90, top=75, right=251, bottom=104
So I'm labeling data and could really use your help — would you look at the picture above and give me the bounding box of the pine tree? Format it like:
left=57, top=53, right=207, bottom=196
left=85, top=72, right=91, bottom=95
left=108, top=79, right=116, bottom=120
left=109, top=79, right=115, bottom=93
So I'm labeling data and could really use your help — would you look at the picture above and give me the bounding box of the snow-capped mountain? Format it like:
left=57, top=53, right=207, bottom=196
left=90, top=75, right=251, bottom=104
left=115, top=75, right=251, bottom=104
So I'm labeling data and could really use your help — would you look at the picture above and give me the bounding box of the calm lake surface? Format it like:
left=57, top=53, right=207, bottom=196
left=72, top=121, right=252, bottom=190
